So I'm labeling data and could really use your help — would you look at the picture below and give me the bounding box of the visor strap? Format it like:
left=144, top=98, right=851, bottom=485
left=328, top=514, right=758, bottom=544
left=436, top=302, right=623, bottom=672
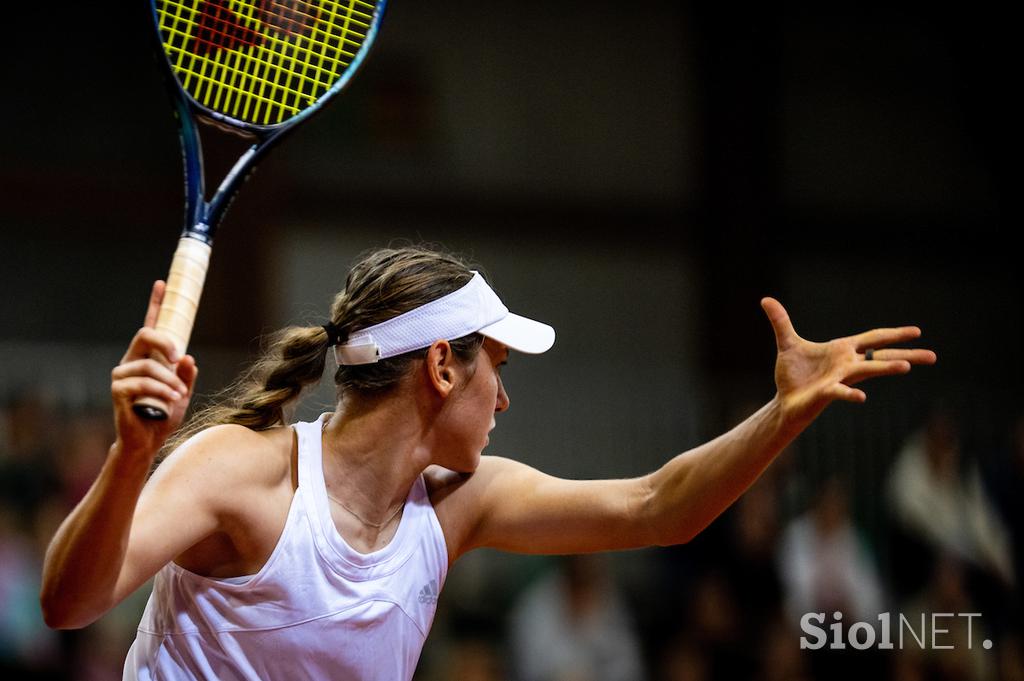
left=335, top=336, right=380, bottom=365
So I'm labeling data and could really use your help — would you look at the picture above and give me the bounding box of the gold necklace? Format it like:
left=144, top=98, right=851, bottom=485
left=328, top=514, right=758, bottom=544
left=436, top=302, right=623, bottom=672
left=326, top=492, right=404, bottom=529
left=321, top=416, right=404, bottom=529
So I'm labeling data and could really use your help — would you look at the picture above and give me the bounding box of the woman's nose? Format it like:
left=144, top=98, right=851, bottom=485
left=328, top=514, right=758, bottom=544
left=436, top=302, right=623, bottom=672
left=495, top=378, right=510, bottom=413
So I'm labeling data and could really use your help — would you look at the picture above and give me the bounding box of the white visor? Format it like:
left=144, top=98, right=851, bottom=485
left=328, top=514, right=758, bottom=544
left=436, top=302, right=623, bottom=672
left=335, top=272, right=555, bottom=365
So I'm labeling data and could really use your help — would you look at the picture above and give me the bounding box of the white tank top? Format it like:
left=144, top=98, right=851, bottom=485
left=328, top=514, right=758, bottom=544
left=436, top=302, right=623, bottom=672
left=123, top=415, right=449, bottom=680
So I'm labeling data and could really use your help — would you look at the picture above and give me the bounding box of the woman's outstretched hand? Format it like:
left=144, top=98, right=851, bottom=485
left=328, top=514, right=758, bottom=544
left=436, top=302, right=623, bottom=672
left=111, top=281, right=198, bottom=455
left=761, top=297, right=936, bottom=431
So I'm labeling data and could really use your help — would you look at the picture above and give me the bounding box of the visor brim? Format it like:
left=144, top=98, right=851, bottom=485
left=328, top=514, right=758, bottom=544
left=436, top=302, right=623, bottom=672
left=478, top=313, right=555, bottom=355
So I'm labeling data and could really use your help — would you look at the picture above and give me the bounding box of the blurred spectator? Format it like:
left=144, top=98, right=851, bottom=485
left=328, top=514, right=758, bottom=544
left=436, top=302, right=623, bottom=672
left=509, top=554, right=645, bottom=681
left=649, top=425, right=788, bottom=681
left=2, top=398, right=144, bottom=680
left=985, top=410, right=1024, bottom=616
left=651, top=561, right=757, bottom=679
left=757, top=612, right=811, bottom=681
left=729, top=471, right=784, bottom=634
left=446, top=637, right=506, bottom=681
left=0, top=392, right=60, bottom=525
left=684, top=571, right=748, bottom=679
left=0, top=500, right=59, bottom=676
left=657, top=633, right=708, bottom=681
left=886, top=409, right=1014, bottom=602
left=778, top=476, right=884, bottom=623
left=58, top=412, right=114, bottom=508
left=984, top=412, right=1024, bottom=681
left=996, top=629, right=1024, bottom=681
left=899, top=556, right=995, bottom=681
left=777, top=476, right=885, bottom=681
left=1, top=393, right=63, bottom=678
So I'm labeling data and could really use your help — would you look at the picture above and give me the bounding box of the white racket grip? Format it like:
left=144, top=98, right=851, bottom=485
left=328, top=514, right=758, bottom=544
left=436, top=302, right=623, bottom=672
left=155, top=236, right=212, bottom=357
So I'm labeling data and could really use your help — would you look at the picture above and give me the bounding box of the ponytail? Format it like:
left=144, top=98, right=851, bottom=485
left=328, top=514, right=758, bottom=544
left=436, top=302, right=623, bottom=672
left=161, top=324, right=331, bottom=457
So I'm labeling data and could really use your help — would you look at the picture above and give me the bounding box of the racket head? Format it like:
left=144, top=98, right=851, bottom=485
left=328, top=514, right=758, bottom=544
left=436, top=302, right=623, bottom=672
left=151, top=0, right=387, bottom=133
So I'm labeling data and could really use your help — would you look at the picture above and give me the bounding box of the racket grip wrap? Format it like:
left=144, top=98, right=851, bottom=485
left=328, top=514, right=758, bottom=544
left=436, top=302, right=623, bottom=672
left=156, top=236, right=212, bottom=356
left=132, top=236, right=211, bottom=421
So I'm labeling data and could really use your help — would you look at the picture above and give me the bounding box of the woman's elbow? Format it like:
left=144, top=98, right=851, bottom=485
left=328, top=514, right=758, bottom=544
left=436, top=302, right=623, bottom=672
left=653, top=526, right=699, bottom=547
left=40, top=593, right=69, bottom=629
left=39, top=586, right=102, bottom=630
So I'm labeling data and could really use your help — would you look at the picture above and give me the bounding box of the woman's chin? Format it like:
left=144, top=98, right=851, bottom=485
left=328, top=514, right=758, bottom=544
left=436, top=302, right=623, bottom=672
left=447, top=450, right=482, bottom=474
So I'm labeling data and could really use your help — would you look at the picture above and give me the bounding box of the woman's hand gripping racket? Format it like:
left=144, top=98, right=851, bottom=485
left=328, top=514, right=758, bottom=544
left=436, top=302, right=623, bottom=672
left=135, top=0, right=387, bottom=419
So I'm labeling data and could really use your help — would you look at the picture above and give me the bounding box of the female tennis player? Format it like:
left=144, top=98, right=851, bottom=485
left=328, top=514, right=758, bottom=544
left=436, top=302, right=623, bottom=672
left=40, top=247, right=935, bottom=679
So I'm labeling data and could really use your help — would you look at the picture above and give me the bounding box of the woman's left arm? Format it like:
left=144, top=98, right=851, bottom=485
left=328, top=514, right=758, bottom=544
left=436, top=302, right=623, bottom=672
left=452, top=297, right=936, bottom=558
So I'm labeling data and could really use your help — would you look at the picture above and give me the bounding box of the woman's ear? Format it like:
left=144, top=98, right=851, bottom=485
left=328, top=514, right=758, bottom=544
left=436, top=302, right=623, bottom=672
left=425, top=340, right=456, bottom=397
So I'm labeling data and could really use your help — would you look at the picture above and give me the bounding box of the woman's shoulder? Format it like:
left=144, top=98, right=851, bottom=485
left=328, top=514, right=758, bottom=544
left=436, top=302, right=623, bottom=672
left=423, top=456, right=519, bottom=496
left=157, top=423, right=296, bottom=493
left=422, top=457, right=523, bottom=523
left=423, top=457, right=525, bottom=563
left=148, top=423, right=299, bottom=577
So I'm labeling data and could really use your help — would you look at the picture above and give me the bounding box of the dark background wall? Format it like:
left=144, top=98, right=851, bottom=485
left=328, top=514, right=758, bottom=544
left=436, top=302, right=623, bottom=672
left=2, top=1, right=1016, bottom=454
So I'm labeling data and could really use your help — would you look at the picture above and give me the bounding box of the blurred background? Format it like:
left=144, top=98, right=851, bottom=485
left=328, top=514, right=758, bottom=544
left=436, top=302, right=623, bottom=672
left=1, top=1, right=1020, bottom=679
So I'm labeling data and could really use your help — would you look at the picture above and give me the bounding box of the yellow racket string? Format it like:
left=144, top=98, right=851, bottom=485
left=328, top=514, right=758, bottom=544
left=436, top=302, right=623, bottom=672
left=156, top=0, right=378, bottom=125
left=161, top=0, right=368, bottom=101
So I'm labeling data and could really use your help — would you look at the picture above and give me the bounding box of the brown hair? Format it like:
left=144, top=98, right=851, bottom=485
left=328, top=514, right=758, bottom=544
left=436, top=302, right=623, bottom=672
left=163, top=246, right=485, bottom=455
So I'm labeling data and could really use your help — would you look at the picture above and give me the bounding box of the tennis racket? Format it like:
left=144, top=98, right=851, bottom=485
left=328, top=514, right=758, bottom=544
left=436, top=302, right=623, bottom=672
left=135, top=0, right=387, bottom=419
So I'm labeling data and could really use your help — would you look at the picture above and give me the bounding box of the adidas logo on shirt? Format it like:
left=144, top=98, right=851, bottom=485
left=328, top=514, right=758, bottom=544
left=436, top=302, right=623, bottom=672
left=418, top=580, right=439, bottom=605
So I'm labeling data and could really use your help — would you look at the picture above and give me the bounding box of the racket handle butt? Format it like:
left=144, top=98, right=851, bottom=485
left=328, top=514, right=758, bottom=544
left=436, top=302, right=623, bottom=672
left=133, top=398, right=170, bottom=421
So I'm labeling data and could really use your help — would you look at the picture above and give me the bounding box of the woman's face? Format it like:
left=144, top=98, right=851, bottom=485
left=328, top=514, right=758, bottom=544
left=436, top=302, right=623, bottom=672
left=435, top=337, right=509, bottom=471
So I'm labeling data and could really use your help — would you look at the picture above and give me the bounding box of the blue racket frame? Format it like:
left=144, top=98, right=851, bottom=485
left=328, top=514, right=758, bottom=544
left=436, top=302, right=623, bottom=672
left=132, top=1, right=388, bottom=420
left=148, top=0, right=389, bottom=245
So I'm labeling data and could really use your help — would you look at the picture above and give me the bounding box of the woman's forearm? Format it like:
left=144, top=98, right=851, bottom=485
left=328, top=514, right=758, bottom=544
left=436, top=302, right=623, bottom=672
left=643, top=396, right=800, bottom=546
left=40, top=441, right=154, bottom=629
left=43, top=285, right=200, bottom=629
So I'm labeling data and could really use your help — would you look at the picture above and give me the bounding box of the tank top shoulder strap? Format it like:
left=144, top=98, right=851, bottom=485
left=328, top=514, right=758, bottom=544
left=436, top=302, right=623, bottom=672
left=292, top=413, right=329, bottom=502
left=291, top=414, right=435, bottom=578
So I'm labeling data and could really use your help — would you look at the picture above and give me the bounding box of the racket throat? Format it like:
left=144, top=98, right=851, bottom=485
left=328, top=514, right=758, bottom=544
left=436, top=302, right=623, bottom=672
left=183, top=221, right=214, bottom=244
left=189, top=143, right=262, bottom=240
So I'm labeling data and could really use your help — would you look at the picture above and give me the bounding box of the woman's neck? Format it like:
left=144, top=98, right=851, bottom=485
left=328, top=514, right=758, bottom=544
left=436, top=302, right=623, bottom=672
left=320, top=392, right=435, bottom=526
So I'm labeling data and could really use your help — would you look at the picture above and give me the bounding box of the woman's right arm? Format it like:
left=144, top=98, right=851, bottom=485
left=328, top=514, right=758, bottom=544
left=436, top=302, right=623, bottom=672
left=40, top=281, right=205, bottom=629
